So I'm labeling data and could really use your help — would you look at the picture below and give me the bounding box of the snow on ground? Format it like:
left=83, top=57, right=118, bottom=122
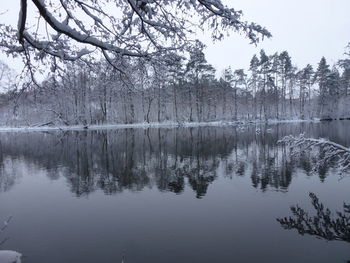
left=0, top=250, right=22, bottom=263
left=0, top=119, right=320, bottom=133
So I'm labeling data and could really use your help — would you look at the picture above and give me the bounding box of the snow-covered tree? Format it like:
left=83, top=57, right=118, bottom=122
left=0, top=0, right=271, bottom=74
left=314, top=57, right=331, bottom=117
left=232, top=69, right=247, bottom=120
left=278, top=51, right=293, bottom=116
left=297, top=64, right=314, bottom=119
left=257, top=49, right=271, bottom=120
left=339, top=44, right=350, bottom=97
left=248, top=54, right=260, bottom=119
left=185, top=40, right=216, bottom=122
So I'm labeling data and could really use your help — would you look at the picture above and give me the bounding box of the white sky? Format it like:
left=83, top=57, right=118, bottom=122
left=204, top=0, right=350, bottom=75
left=0, top=0, right=349, bottom=75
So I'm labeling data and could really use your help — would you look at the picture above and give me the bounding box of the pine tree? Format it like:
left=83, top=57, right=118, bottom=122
left=324, top=67, right=341, bottom=118
left=258, top=49, right=271, bottom=120
left=278, top=51, right=293, bottom=117
left=314, top=57, right=331, bottom=117
left=233, top=69, right=247, bottom=120
left=186, top=40, right=215, bottom=122
left=248, top=55, right=260, bottom=119
left=297, top=64, right=314, bottom=119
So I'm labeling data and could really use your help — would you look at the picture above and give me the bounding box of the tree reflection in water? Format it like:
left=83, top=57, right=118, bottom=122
left=278, top=193, right=350, bottom=242
left=0, top=123, right=349, bottom=197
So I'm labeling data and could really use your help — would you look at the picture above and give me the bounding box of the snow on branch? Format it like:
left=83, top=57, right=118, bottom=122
left=278, top=134, right=350, bottom=175
left=1, top=0, right=271, bottom=69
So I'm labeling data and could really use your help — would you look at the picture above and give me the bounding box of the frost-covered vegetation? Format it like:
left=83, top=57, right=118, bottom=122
left=279, top=133, right=350, bottom=177
left=0, top=45, right=349, bottom=126
left=2, top=0, right=270, bottom=64
left=0, top=1, right=349, bottom=127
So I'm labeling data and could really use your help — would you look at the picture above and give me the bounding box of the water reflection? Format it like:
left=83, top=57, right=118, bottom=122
left=278, top=193, right=350, bottom=242
left=0, top=216, right=12, bottom=247
left=0, top=158, right=23, bottom=193
left=0, top=122, right=349, bottom=197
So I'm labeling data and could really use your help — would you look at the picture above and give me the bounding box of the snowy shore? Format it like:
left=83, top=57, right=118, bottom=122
left=0, top=119, right=321, bottom=133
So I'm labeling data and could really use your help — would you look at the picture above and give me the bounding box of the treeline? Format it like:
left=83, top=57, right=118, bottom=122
left=0, top=42, right=349, bottom=126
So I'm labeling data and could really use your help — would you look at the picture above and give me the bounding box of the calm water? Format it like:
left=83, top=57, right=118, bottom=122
left=0, top=122, right=350, bottom=263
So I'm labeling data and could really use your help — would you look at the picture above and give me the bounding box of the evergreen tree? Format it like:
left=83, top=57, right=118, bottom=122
left=258, top=49, right=271, bottom=120
left=248, top=55, right=260, bottom=119
left=186, top=40, right=216, bottom=122
left=297, top=64, right=314, bottom=119
left=278, top=51, right=293, bottom=117
left=314, top=57, right=331, bottom=117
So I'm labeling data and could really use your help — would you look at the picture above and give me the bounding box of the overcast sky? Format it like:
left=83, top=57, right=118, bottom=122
left=0, top=0, right=349, bottom=75
left=204, top=0, right=350, bottom=75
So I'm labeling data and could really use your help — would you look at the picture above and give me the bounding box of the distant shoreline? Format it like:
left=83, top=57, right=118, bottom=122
left=0, top=119, right=325, bottom=133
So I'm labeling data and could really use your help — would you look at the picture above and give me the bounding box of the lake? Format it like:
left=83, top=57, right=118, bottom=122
left=0, top=121, right=349, bottom=263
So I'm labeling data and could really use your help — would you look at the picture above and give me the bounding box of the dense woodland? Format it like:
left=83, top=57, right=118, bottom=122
left=0, top=0, right=348, bottom=127
left=0, top=42, right=349, bottom=127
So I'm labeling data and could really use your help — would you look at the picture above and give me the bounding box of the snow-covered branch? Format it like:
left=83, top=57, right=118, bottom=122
left=1, top=0, right=271, bottom=69
left=279, top=134, right=350, bottom=174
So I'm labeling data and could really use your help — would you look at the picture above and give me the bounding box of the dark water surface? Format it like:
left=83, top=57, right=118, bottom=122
left=0, top=121, right=350, bottom=263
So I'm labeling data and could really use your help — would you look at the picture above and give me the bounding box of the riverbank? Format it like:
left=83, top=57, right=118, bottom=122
left=0, top=119, right=322, bottom=133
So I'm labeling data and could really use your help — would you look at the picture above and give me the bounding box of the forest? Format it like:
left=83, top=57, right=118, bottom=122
left=0, top=42, right=349, bottom=127
left=0, top=0, right=349, bottom=127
